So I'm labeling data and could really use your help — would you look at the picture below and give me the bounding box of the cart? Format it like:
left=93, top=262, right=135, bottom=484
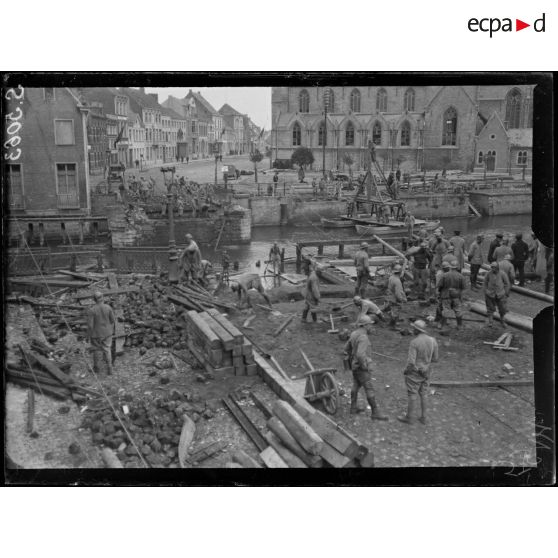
left=303, top=367, right=340, bottom=415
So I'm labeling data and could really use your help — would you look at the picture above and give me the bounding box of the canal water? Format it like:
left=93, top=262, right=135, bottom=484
left=197, top=213, right=534, bottom=280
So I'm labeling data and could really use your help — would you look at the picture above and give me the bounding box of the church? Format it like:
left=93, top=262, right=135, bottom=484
left=271, top=85, right=533, bottom=175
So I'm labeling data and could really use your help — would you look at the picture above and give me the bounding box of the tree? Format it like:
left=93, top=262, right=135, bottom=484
left=343, top=153, right=354, bottom=177
left=249, top=149, right=264, bottom=183
left=290, top=147, right=314, bottom=170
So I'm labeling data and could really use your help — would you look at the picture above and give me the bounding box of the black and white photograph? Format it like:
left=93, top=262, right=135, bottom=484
left=2, top=74, right=554, bottom=482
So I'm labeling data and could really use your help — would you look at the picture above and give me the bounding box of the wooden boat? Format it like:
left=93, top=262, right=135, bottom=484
left=320, top=216, right=355, bottom=229
left=355, top=219, right=440, bottom=237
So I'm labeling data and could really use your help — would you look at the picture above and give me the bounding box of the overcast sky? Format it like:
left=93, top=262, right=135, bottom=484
left=147, top=87, right=271, bottom=130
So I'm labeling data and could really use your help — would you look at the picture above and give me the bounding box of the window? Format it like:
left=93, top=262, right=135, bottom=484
left=478, top=151, right=484, bottom=164
left=442, top=107, right=457, bottom=146
left=404, top=88, right=415, bottom=111
left=376, top=89, right=387, bottom=112
left=54, top=119, right=75, bottom=145
left=299, top=90, right=310, bottom=113
left=517, top=150, right=528, bottom=165
left=7, top=164, right=24, bottom=208
left=372, top=122, right=382, bottom=144
left=292, top=122, right=302, bottom=146
left=400, top=121, right=411, bottom=146
left=323, top=88, right=334, bottom=112
left=43, top=88, right=55, bottom=101
left=318, top=122, right=327, bottom=146
left=505, top=88, right=522, bottom=128
left=350, top=89, right=361, bottom=112
left=345, top=122, right=355, bottom=146
left=56, top=163, right=79, bottom=208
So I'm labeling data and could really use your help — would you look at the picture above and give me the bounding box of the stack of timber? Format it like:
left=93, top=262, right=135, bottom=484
left=184, top=309, right=257, bottom=376
left=169, top=282, right=236, bottom=313
left=250, top=394, right=374, bottom=468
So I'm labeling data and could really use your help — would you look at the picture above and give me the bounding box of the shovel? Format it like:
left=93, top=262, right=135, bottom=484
left=327, top=314, right=339, bottom=334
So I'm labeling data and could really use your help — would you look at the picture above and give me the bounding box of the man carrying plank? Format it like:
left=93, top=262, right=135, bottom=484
left=230, top=273, right=272, bottom=310
left=398, top=320, right=438, bottom=425
left=343, top=315, right=388, bottom=421
left=86, top=291, right=115, bottom=376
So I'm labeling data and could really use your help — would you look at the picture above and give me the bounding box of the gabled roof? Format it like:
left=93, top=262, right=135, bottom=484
left=127, top=111, right=143, bottom=126
left=477, top=111, right=508, bottom=138
left=160, top=106, right=184, bottom=120
left=186, top=91, right=218, bottom=116
left=219, top=103, right=243, bottom=116
left=121, top=87, right=161, bottom=111
left=80, top=87, right=125, bottom=115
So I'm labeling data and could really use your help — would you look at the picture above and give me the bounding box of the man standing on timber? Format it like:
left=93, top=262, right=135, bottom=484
left=179, top=233, right=202, bottom=284
left=387, top=264, right=407, bottom=329
left=353, top=296, right=384, bottom=323
left=449, top=230, right=466, bottom=272
left=398, top=320, right=438, bottom=425
left=87, top=291, right=115, bottom=376
left=468, top=234, right=484, bottom=290
left=302, top=262, right=320, bottom=323
left=343, top=315, right=388, bottom=420
left=437, top=260, right=466, bottom=330
left=354, top=242, right=370, bottom=298
left=269, top=242, right=282, bottom=275
left=483, top=261, right=511, bottom=328
left=511, top=232, right=529, bottom=286
left=230, top=273, right=272, bottom=310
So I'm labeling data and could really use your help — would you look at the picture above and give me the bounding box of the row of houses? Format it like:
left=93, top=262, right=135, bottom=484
left=4, top=87, right=263, bottom=219
left=271, top=85, right=534, bottom=174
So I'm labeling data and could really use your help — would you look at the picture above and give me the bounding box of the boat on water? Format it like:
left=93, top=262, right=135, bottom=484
left=355, top=219, right=440, bottom=236
left=320, top=216, right=355, bottom=228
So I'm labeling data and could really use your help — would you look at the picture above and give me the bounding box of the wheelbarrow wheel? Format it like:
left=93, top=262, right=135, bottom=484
left=320, top=372, right=339, bottom=415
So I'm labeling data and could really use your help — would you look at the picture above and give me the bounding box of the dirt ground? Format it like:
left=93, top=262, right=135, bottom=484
left=5, top=267, right=544, bottom=470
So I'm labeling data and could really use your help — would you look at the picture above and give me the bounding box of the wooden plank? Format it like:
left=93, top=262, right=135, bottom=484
left=20, top=347, right=75, bottom=387
left=250, top=392, right=273, bottom=419
left=225, top=462, right=244, bottom=468
left=259, top=446, right=289, bottom=468
left=101, top=447, right=124, bottom=468
left=270, top=356, right=291, bottom=382
left=26, top=389, right=35, bottom=434
left=178, top=414, right=196, bottom=468
left=293, top=402, right=359, bottom=459
left=185, top=310, right=221, bottom=349
left=199, top=312, right=235, bottom=351
left=186, top=441, right=227, bottom=465
left=246, top=363, right=258, bottom=376
left=168, top=293, right=204, bottom=312
left=265, top=431, right=308, bottom=468
left=318, top=440, right=353, bottom=468
left=9, top=278, right=92, bottom=288
left=58, top=270, right=94, bottom=281
left=206, top=308, right=244, bottom=344
left=267, top=416, right=323, bottom=468
left=273, top=314, right=296, bottom=337
left=468, top=302, right=533, bottom=333
left=232, top=450, right=262, bottom=468
left=75, top=286, right=139, bottom=300
left=223, top=396, right=268, bottom=452
left=272, top=400, right=324, bottom=456
left=430, top=380, right=532, bottom=388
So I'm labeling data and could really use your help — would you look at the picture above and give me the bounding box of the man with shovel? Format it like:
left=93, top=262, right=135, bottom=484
left=343, top=315, right=389, bottom=420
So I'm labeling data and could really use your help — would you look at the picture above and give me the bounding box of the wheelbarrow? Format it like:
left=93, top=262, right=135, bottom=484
left=300, top=350, right=339, bottom=415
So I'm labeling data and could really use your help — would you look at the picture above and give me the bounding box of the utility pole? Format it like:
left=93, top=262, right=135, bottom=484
left=322, top=89, right=330, bottom=179
left=161, top=166, right=179, bottom=283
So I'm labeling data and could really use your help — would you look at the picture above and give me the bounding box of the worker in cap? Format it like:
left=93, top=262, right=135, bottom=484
left=468, top=234, right=484, bottom=289
left=511, top=233, right=529, bottom=286
left=179, top=233, right=202, bottom=283
left=343, top=315, right=388, bottom=420
left=353, top=295, right=384, bottom=323
left=498, top=253, right=516, bottom=284
left=493, top=236, right=513, bottom=262
left=231, top=272, right=272, bottom=310
left=483, top=260, right=511, bottom=328
left=354, top=242, right=370, bottom=298
left=487, top=233, right=503, bottom=264
left=86, top=290, right=115, bottom=375
left=302, top=261, right=320, bottom=323
left=449, top=230, right=466, bottom=271
left=437, top=258, right=466, bottom=329
left=398, top=319, right=439, bottom=425
left=387, top=264, right=406, bottom=329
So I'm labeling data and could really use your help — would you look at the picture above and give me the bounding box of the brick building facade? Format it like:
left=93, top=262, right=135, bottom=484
left=271, top=85, right=534, bottom=173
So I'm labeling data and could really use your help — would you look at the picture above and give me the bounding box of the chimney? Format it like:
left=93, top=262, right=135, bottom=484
left=149, top=93, right=159, bottom=103
left=140, top=87, right=146, bottom=94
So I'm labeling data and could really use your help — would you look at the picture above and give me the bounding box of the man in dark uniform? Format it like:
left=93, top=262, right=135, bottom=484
left=354, top=241, right=370, bottom=298
left=343, top=315, right=388, bottom=420
left=511, top=232, right=529, bottom=286
left=411, top=241, right=432, bottom=299
left=487, top=232, right=503, bottom=263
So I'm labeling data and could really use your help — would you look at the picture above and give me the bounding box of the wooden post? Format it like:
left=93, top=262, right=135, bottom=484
left=338, top=244, right=345, bottom=259
left=78, top=220, right=84, bottom=245
left=272, top=400, right=323, bottom=456
left=296, top=244, right=302, bottom=273
left=317, top=245, right=324, bottom=256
